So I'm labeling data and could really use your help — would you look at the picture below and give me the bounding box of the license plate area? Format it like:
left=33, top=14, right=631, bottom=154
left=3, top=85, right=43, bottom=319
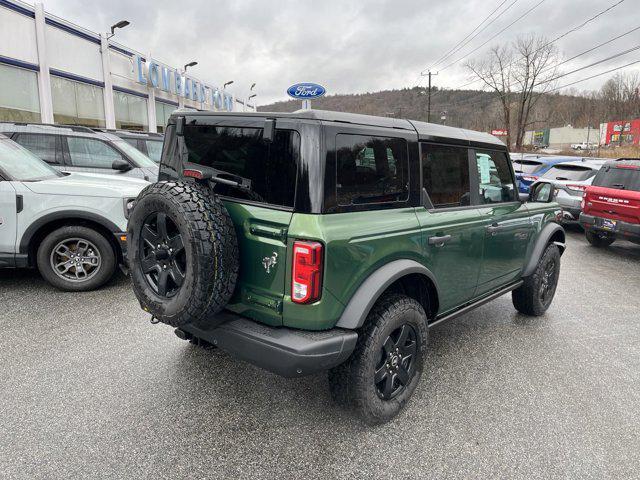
left=600, top=218, right=617, bottom=231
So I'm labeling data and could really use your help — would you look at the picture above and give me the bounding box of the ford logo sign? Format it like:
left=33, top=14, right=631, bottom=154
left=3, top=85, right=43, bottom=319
left=287, top=83, right=326, bottom=99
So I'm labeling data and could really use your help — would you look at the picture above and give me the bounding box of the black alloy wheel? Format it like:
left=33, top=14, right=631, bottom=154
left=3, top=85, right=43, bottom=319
left=375, top=323, right=417, bottom=400
left=139, top=212, right=186, bottom=297
left=539, top=256, right=557, bottom=306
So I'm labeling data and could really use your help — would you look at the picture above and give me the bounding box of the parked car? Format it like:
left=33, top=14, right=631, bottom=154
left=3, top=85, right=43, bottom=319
left=580, top=158, right=640, bottom=247
left=93, top=129, right=164, bottom=163
left=538, top=158, right=608, bottom=222
left=0, top=133, right=147, bottom=291
left=0, top=123, right=158, bottom=181
left=126, top=109, right=565, bottom=425
left=571, top=142, right=596, bottom=151
left=512, top=155, right=574, bottom=194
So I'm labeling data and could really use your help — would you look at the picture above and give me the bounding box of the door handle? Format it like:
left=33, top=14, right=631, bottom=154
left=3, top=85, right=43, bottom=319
left=428, top=234, right=452, bottom=246
left=486, top=224, right=502, bottom=234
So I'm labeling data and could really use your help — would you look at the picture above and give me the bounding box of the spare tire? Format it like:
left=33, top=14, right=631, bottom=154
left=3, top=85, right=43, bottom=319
left=127, top=181, right=238, bottom=327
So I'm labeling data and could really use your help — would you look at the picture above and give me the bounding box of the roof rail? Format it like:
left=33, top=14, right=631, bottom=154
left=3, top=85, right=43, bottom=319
left=0, top=121, right=96, bottom=133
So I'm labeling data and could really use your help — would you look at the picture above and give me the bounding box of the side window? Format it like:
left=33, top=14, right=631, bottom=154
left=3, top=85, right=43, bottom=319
left=13, top=134, right=61, bottom=165
left=145, top=140, right=163, bottom=163
left=66, top=137, right=124, bottom=168
left=421, top=144, right=471, bottom=208
left=476, top=150, right=516, bottom=204
left=336, top=134, right=408, bottom=206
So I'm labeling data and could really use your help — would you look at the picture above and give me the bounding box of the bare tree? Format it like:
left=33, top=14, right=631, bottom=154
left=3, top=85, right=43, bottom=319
left=599, top=72, right=640, bottom=120
left=466, top=35, right=559, bottom=149
left=466, top=45, right=514, bottom=147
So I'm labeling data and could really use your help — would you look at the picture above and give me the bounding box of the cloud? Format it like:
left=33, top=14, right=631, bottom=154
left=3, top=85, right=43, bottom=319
left=40, top=0, right=639, bottom=104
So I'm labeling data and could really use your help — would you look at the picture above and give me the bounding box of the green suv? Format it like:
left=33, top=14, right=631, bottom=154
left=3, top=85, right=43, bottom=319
left=127, top=110, right=565, bottom=424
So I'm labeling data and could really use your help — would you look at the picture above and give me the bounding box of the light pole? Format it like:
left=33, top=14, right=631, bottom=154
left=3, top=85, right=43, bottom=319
left=247, top=93, right=257, bottom=112
left=108, top=20, right=129, bottom=39
left=184, top=61, right=197, bottom=72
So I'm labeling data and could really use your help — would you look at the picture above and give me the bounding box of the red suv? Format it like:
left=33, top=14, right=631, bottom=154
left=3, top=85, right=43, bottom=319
left=580, top=159, right=640, bottom=247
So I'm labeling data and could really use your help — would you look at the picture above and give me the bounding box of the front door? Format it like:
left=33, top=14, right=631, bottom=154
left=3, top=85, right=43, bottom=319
left=0, top=180, right=17, bottom=260
left=474, top=149, right=533, bottom=294
left=417, top=143, right=485, bottom=314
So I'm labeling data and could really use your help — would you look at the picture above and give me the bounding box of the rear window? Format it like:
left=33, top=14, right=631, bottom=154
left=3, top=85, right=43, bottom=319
left=593, top=166, right=640, bottom=192
left=513, top=160, right=543, bottom=174
left=542, top=165, right=595, bottom=181
left=336, top=134, right=409, bottom=206
left=183, top=126, right=299, bottom=208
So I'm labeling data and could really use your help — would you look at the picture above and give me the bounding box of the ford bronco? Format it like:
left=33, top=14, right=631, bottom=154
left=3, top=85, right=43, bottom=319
left=127, top=110, right=565, bottom=425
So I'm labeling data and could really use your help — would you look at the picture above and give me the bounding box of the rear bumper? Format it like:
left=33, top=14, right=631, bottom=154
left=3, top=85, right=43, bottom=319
left=580, top=213, right=640, bottom=238
left=180, top=311, right=358, bottom=377
left=556, top=195, right=582, bottom=221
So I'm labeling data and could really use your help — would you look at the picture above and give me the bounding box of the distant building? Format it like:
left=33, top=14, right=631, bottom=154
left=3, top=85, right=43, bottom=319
left=599, top=119, right=640, bottom=146
left=525, top=125, right=599, bottom=149
left=0, top=0, right=253, bottom=133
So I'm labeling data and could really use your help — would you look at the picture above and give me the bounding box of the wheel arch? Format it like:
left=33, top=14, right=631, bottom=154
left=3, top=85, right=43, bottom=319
left=522, top=222, right=565, bottom=278
left=335, top=259, right=440, bottom=330
left=19, top=211, right=122, bottom=265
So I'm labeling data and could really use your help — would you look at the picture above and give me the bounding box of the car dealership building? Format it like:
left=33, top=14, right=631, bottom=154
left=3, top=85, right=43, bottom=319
left=0, top=0, right=249, bottom=133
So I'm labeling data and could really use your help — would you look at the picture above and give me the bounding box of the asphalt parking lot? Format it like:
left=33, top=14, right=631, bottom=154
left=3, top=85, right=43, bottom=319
left=1, top=228, right=639, bottom=479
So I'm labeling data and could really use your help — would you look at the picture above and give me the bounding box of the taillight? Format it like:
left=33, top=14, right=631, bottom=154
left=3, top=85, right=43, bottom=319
left=292, top=241, right=323, bottom=304
left=183, top=168, right=204, bottom=179
left=566, top=184, right=586, bottom=194
left=522, top=175, right=539, bottom=182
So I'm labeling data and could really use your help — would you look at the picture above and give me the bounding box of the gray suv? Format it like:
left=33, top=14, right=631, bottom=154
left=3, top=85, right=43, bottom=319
left=0, top=123, right=158, bottom=181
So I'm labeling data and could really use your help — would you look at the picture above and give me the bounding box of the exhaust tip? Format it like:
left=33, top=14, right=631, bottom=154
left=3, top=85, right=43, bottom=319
left=174, top=328, right=192, bottom=341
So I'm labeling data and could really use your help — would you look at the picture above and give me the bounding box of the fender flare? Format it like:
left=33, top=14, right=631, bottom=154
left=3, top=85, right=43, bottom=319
left=335, top=259, right=440, bottom=330
left=522, top=222, right=566, bottom=277
left=19, top=210, right=121, bottom=254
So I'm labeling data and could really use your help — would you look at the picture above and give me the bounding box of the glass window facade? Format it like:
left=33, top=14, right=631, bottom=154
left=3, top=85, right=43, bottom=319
left=115, top=91, right=148, bottom=131
left=155, top=101, right=175, bottom=133
left=51, top=76, right=106, bottom=127
left=0, top=64, right=41, bottom=122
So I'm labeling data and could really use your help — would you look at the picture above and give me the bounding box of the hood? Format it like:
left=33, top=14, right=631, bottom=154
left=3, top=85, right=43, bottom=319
left=23, top=172, right=149, bottom=198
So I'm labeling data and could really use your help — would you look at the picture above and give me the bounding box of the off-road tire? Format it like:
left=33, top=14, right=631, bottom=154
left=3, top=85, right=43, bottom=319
left=128, top=181, right=238, bottom=327
left=37, top=225, right=116, bottom=292
left=512, top=244, right=560, bottom=316
left=585, top=229, right=615, bottom=248
left=328, top=294, right=428, bottom=426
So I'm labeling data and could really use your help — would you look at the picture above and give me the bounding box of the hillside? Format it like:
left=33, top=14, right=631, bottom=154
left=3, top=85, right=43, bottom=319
left=259, top=87, right=605, bottom=133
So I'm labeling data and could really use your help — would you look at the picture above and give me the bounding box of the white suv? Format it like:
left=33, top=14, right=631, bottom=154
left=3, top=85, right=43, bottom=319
left=0, top=134, right=148, bottom=291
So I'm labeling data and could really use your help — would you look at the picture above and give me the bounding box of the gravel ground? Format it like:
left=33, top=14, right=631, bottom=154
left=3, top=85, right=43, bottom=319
left=1, top=229, right=639, bottom=479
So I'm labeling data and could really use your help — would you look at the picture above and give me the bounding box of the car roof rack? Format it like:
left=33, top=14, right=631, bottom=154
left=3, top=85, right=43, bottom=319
left=0, top=121, right=96, bottom=133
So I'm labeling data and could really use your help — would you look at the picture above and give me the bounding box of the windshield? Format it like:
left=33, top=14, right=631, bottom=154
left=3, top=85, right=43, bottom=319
left=0, top=139, right=61, bottom=181
left=593, top=166, right=640, bottom=191
left=513, top=160, right=543, bottom=174
left=145, top=140, right=163, bottom=163
left=542, top=165, right=595, bottom=181
left=113, top=140, right=157, bottom=168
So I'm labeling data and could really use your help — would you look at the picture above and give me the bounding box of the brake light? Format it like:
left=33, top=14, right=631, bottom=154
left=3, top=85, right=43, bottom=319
left=566, top=184, right=586, bottom=194
left=522, top=175, right=539, bottom=182
left=292, top=241, right=323, bottom=304
left=183, top=168, right=204, bottom=179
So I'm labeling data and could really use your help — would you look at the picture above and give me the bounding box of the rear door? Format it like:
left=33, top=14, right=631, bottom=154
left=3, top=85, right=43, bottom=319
left=11, top=133, right=64, bottom=170
left=182, top=118, right=303, bottom=326
left=475, top=149, right=534, bottom=294
left=415, top=143, right=485, bottom=313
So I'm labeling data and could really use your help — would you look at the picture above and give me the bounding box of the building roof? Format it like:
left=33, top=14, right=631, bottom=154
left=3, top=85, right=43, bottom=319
left=175, top=109, right=505, bottom=147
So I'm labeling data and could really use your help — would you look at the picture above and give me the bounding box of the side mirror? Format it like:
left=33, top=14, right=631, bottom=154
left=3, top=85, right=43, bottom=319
left=529, top=181, right=555, bottom=203
left=112, top=159, right=132, bottom=172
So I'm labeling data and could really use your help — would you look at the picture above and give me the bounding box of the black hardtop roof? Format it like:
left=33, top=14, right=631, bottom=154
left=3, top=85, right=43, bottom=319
left=174, top=109, right=504, bottom=148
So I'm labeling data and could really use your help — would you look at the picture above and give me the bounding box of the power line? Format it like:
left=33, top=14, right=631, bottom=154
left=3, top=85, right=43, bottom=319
left=425, top=0, right=517, bottom=73
left=437, top=0, right=548, bottom=73
left=425, top=0, right=628, bottom=92
left=550, top=58, right=640, bottom=92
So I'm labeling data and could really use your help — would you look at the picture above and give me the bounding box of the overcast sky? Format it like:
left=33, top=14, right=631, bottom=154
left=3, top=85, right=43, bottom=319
left=39, top=0, right=639, bottom=104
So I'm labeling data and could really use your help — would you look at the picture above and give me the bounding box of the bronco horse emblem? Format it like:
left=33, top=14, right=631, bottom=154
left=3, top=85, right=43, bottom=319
left=262, top=252, right=278, bottom=273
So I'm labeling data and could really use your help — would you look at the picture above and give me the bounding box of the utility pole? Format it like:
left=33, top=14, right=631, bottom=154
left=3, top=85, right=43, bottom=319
left=422, top=71, right=438, bottom=123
